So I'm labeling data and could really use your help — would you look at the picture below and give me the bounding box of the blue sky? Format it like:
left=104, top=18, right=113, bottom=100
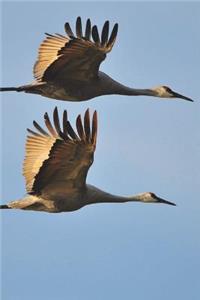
left=1, top=2, right=200, bottom=300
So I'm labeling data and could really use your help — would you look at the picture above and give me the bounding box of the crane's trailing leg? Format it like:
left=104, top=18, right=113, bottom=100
left=0, top=87, right=20, bottom=92
left=0, top=84, right=45, bottom=94
left=0, top=204, right=11, bottom=209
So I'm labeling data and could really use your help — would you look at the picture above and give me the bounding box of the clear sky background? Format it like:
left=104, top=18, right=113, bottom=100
left=1, top=1, right=200, bottom=300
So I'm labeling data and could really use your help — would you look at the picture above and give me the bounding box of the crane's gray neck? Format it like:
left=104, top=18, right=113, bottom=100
left=114, top=86, right=154, bottom=97
left=86, top=185, right=140, bottom=205
left=99, top=72, right=155, bottom=97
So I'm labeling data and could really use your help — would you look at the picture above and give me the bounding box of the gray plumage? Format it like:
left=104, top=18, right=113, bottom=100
left=0, top=108, right=176, bottom=213
left=0, top=17, right=193, bottom=102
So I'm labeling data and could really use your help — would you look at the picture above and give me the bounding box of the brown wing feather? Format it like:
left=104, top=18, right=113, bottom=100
left=24, top=108, right=98, bottom=196
left=85, top=19, right=91, bottom=40
left=44, top=112, right=57, bottom=137
left=76, top=115, right=85, bottom=141
left=33, top=17, right=118, bottom=82
left=76, top=16, right=83, bottom=38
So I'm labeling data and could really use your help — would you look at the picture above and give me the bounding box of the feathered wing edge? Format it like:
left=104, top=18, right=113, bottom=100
left=64, top=16, right=118, bottom=52
left=27, top=107, right=97, bottom=145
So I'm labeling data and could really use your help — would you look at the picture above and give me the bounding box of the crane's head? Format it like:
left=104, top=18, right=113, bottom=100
left=152, top=86, right=193, bottom=102
left=137, top=192, right=176, bottom=206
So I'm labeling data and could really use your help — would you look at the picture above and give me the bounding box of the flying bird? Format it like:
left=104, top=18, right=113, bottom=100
left=0, top=17, right=193, bottom=102
left=0, top=108, right=176, bottom=212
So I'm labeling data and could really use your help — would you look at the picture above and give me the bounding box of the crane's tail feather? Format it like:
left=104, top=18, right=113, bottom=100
left=0, top=204, right=11, bottom=209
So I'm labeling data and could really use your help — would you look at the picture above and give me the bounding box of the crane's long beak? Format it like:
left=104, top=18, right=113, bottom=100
left=156, top=196, right=176, bottom=206
left=172, top=91, right=194, bottom=102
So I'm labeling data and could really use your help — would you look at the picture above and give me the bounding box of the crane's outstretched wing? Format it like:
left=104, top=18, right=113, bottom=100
left=23, top=107, right=97, bottom=196
left=33, top=17, right=118, bottom=82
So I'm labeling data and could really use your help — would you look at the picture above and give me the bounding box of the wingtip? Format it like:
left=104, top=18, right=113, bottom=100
left=62, top=110, right=68, bottom=135
left=85, top=108, right=90, bottom=117
left=106, top=22, right=118, bottom=50
left=76, top=114, right=85, bottom=140
left=93, top=110, right=98, bottom=120
left=53, top=106, right=62, bottom=135
left=44, top=112, right=48, bottom=119
left=44, top=110, right=57, bottom=137
left=84, top=109, right=91, bottom=142
left=64, top=21, right=74, bottom=38
left=76, top=16, right=83, bottom=38
left=92, top=110, right=98, bottom=145
left=92, top=25, right=100, bottom=44
left=63, top=109, right=68, bottom=122
left=66, top=120, right=79, bottom=140
left=114, top=23, right=119, bottom=30
left=85, top=18, right=92, bottom=40
left=76, top=114, right=82, bottom=123
left=53, top=106, right=59, bottom=121
left=92, top=110, right=98, bottom=129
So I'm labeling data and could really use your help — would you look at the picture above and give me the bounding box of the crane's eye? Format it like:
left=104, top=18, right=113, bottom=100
left=163, top=86, right=172, bottom=93
left=149, top=192, right=156, bottom=198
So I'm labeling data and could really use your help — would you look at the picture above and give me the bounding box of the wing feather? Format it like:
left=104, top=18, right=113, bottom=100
left=23, top=108, right=98, bottom=196
left=101, top=21, right=109, bottom=46
left=66, top=121, right=79, bottom=140
left=76, top=16, right=83, bottom=38
left=63, top=110, right=68, bottom=135
left=76, top=115, right=85, bottom=141
left=84, top=109, right=91, bottom=142
left=65, top=22, right=75, bottom=37
left=107, top=23, right=118, bottom=50
left=33, top=120, right=49, bottom=136
left=27, top=128, right=42, bottom=137
left=33, top=17, right=118, bottom=82
left=91, top=111, right=97, bottom=146
left=53, top=107, right=62, bottom=135
left=92, top=25, right=100, bottom=45
left=44, top=112, right=57, bottom=137
left=85, top=19, right=91, bottom=40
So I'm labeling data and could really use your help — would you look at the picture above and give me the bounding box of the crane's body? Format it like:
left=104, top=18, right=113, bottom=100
left=7, top=72, right=156, bottom=101
left=3, top=185, right=175, bottom=213
left=0, top=108, right=176, bottom=213
left=0, top=17, right=193, bottom=102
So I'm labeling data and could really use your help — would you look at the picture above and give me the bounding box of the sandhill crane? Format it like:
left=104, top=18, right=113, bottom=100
left=0, top=108, right=176, bottom=212
left=0, top=17, right=193, bottom=102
